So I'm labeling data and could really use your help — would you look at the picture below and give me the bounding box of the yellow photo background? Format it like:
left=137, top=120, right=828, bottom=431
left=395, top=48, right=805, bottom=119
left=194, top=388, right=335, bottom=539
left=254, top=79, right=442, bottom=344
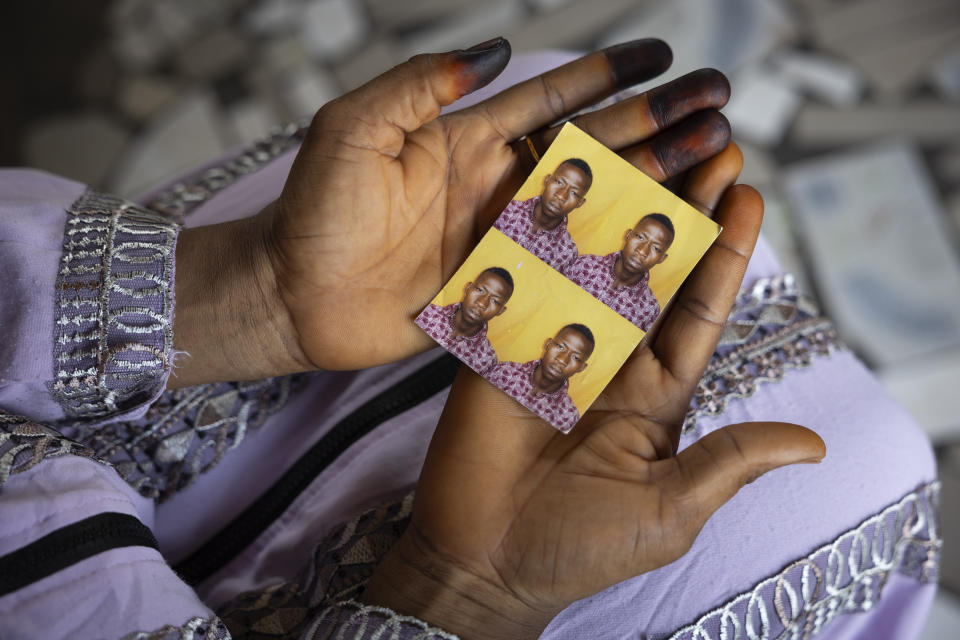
left=513, top=123, right=721, bottom=306
left=429, top=229, right=643, bottom=416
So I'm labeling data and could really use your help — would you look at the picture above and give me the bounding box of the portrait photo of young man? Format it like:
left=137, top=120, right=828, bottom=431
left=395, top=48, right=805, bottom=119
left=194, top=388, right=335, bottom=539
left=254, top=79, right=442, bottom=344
left=487, top=323, right=594, bottom=432
left=564, top=213, right=674, bottom=331
left=493, top=158, right=592, bottom=271
left=416, top=267, right=514, bottom=375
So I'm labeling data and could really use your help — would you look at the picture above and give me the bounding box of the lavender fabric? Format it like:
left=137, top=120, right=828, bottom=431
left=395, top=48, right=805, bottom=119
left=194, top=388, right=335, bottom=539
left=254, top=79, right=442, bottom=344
left=0, top=170, right=85, bottom=423
left=0, top=51, right=940, bottom=640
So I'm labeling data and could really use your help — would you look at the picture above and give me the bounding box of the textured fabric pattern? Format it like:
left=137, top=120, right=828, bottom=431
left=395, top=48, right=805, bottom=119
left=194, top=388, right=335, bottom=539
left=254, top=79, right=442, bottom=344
left=82, top=375, right=307, bottom=501
left=146, top=122, right=307, bottom=219
left=487, top=360, right=580, bottom=432
left=120, top=616, right=232, bottom=640
left=415, top=304, right=499, bottom=375
left=304, top=601, right=459, bottom=640
left=51, top=190, right=178, bottom=420
left=44, top=183, right=311, bottom=502
left=218, top=495, right=414, bottom=639
left=0, top=412, right=108, bottom=489
left=683, top=274, right=843, bottom=434
left=564, top=251, right=660, bottom=331
left=492, top=197, right=578, bottom=271
left=219, top=483, right=939, bottom=640
left=667, top=481, right=941, bottom=640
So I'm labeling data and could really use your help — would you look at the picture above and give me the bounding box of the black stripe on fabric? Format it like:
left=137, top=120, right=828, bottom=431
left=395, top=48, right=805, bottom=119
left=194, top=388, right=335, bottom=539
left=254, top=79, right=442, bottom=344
left=173, top=353, right=460, bottom=586
left=0, top=512, right=159, bottom=596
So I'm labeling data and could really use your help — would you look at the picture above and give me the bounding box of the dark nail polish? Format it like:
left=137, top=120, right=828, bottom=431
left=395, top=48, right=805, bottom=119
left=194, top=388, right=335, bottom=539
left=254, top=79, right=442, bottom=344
left=603, top=38, right=673, bottom=89
left=464, top=36, right=506, bottom=53
left=452, top=38, right=512, bottom=96
left=647, top=68, right=731, bottom=128
left=651, top=109, right=731, bottom=178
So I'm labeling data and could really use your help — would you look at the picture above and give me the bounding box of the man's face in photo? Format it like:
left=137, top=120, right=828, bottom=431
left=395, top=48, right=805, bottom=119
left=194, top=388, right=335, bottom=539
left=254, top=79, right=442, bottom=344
left=460, top=271, right=512, bottom=326
left=539, top=162, right=590, bottom=223
left=620, top=217, right=673, bottom=276
left=540, top=327, right=593, bottom=384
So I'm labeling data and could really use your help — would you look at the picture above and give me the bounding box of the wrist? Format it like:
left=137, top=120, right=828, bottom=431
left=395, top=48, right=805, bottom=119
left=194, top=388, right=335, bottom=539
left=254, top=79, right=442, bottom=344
left=170, top=206, right=310, bottom=388
left=362, top=529, right=556, bottom=640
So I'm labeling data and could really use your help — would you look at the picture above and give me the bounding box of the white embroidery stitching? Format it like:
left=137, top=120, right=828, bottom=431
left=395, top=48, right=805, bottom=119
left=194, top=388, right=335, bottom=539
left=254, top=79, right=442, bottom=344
left=666, top=482, right=940, bottom=640
left=119, top=615, right=231, bottom=640
left=684, top=275, right=843, bottom=434
left=52, top=191, right=178, bottom=420
left=0, top=414, right=109, bottom=489
left=146, top=122, right=308, bottom=219
left=304, top=600, right=460, bottom=640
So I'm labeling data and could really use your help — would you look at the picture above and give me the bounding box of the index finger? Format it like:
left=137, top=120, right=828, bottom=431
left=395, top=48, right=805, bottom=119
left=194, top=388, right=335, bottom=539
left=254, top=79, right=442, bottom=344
left=470, top=39, right=673, bottom=141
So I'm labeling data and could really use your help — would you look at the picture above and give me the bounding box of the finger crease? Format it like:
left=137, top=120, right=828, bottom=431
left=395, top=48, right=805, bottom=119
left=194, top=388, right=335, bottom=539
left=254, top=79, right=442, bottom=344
left=678, top=297, right=725, bottom=328
left=536, top=74, right=568, bottom=123
left=647, top=94, right=671, bottom=130
left=684, top=194, right=715, bottom=216
left=478, top=102, right=512, bottom=141
left=712, top=239, right=752, bottom=264
left=649, top=143, right=672, bottom=180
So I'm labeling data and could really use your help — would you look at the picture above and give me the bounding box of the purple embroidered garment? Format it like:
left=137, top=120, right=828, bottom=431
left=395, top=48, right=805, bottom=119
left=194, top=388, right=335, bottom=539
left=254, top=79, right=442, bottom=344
left=487, top=359, right=581, bottom=433
left=492, top=196, right=579, bottom=271
left=565, top=251, right=661, bottom=331
left=415, top=303, right=499, bottom=375
left=0, top=52, right=941, bottom=640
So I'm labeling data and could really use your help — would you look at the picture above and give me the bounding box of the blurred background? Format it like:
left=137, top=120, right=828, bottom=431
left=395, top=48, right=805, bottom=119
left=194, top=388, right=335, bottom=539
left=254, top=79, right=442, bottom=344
left=2, top=0, right=959, bottom=634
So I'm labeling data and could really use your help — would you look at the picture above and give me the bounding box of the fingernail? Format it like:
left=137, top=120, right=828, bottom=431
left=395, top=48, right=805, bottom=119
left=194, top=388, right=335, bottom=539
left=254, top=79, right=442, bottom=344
left=798, top=457, right=823, bottom=464
left=464, top=36, right=506, bottom=53
left=603, top=39, right=673, bottom=89
left=452, top=38, right=511, bottom=96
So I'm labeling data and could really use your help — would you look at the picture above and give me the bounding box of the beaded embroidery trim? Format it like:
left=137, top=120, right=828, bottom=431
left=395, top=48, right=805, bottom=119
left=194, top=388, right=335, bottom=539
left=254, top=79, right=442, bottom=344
left=48, top=125, right=314, bottom=500
left=52, top=191, right=178, bottom=420
left=0, top=413, right=109, bottom=490
left=304, top=600, right=460, bottom=640
left=120, top=615, right=231, bottom=640
left=683, top=274, right=842, bottom=434
left=666, top=481, right=941, bottom=640
left=218, top=481, right=938, bottom=640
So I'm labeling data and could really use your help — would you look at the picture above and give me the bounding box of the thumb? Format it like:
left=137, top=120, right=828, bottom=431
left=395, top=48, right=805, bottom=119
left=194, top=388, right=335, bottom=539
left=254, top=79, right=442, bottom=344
left=664, top=422, right=825, bottom=522
left=326, top=38, right=511, bottom=146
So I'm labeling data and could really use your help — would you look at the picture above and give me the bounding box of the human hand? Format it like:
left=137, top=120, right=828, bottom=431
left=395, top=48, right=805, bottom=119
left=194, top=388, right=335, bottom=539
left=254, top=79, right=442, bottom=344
left=361, top=147, right=827, bottom=639
left=172, top=38, right=734, bottom=386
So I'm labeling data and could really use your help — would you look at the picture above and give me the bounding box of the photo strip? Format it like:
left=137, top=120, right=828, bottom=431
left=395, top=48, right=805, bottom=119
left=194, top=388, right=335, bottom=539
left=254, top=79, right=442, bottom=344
left=416, top=123, right=721, bottom=432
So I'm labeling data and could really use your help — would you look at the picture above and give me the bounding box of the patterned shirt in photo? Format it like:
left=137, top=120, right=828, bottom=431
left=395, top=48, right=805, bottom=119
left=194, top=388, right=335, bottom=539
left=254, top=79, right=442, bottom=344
left=416, top=303, right=500, bottom=375
left=565, top=251, right=661, bottom=331
left=487, top=359, right=581, bottom=433
left=493, top=196, right=579, bottom=271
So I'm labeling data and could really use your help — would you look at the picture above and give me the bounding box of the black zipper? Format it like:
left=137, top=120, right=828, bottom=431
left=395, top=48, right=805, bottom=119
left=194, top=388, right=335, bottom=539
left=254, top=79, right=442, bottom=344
left=173, top=353, right=460, bottom=586
left=0, top=512, right=159, bottom=596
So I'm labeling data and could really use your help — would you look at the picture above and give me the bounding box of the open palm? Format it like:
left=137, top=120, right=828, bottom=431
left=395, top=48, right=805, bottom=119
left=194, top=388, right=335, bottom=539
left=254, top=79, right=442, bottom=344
left=263, top=38, right=735, bottom=371
left=363, top=154, right=825, bottom=639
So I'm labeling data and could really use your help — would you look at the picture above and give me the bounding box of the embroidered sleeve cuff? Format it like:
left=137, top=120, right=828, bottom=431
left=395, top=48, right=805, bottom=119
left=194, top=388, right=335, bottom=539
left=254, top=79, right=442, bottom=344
left=51, top=190, right=179, bottom=422
left=310, top=600, right=460, bottom=639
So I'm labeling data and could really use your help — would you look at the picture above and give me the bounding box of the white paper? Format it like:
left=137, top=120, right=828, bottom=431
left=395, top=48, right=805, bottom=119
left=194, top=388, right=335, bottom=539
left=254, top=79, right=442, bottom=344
left=782, top=141, right=960, bottom=367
